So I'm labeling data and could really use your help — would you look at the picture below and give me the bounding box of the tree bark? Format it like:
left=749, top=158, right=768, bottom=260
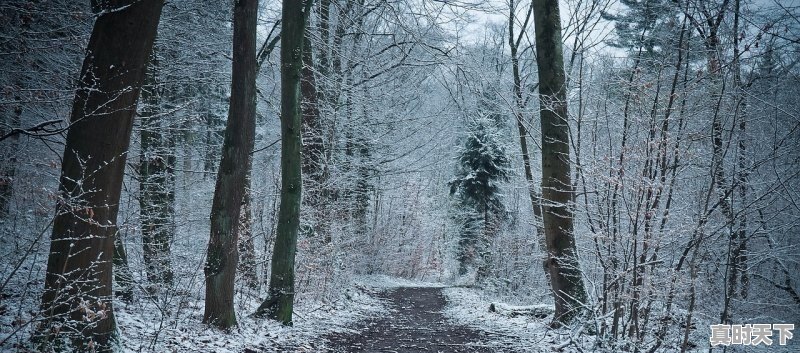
left=36, top=0, right=164, bottom=350
left=508, top=0, right=546, bottom=252
left=0, top=4, right=31, bottom=220
left=139, top=48, right=176, bottom=289
left=301, top=31, right=324, bottom=182
left=238, top=165, right=258, bottom=290
left=112, top=228, right=134, bottom=302
left=254, top=0, right=311, bottom=325
left=531, top=0, right=589, bottom=326
left=300, top=29, right=329, bottom=239
left=730, top=0, right=749, bottom=301
left=352, top=135, right=372, bottom=237
left=203, top=0, right=258, bottom=329
left=0, top=98, right=20, bottom=218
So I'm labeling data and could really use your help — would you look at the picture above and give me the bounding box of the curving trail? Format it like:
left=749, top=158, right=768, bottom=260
left=323, top=287, right=514, bottom=352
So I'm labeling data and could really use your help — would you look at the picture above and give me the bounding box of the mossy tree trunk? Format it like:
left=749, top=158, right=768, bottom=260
left=36, top=0, right=164, bottom=350
left=254, top=0, right=312, bottom=326
left=531, top=0, right=589, bottom=326
left=203, top=0, right=258, bottom=329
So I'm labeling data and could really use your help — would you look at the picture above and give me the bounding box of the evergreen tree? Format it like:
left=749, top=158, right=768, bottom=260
left=602, top=0, right=679, bottom=61
left=449, top=117, right=510, bottom=280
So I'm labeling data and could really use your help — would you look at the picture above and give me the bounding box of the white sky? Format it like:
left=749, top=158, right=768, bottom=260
left=432, top=0, right=619, bottom=58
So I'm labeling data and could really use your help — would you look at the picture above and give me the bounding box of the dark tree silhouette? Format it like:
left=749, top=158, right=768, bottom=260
left=203, top=0, right=258, bottom=329
left=37, top=0, right=165, bottom=350
left=532, top=0, right=589, bottom=326
left=255, top=0, right=312, bottom=325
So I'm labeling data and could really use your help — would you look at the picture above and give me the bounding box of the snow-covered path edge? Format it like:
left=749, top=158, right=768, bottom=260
left=117, top=282, right=388, bottom=352
left=441, top=286, right=585, bottom=353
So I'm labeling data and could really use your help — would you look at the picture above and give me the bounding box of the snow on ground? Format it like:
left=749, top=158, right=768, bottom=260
left=354, top=276, right=593, bottom=352
left=9, top=273, right=796, bottom=352
left=441, top=287, right=800, bottom=353
left=355, top=274, right=446, bottom=289
left=116, top=283, right=387, bottom=353
left=115, top=275, right=449, bottom=352
left=441, top=286, right=590, bottom=353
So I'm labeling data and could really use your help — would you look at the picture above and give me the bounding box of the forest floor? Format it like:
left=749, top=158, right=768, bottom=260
left=1, top=271, right=577, bottom=352
left=322, top=287, right=516, bottom=352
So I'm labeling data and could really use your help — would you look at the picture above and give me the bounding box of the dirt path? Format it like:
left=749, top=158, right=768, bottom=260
left=323, top=287, right=514, bottom=352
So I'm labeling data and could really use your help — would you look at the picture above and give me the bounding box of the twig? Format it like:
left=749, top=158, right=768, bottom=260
left=0, top=119, right=63, bottom=142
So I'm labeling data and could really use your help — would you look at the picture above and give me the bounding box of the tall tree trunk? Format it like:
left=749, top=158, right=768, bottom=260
left=317, top=0, right=331, bottom=80
left=0, top=5, right=31, bottom=220
left=352, top=134, right=372, bottom=238
left=254, top=0, right=311, bottom=325
left=701, top=0, right=749, bottom=326
left=203, top=0, right=258, bottom=329
left=238, top=164, right=258, bottom=290
left=112, top=227, right=134, bottom=302
left=301, top=30, right=329, bottom=239
left=36, top=0, right=164, bottom=350
left=139, top=48, right=176, bottom=289
left=0, top=100, right=20, bottom=218
left=730, top=0, right=749, bottom=301
left=351, top=10, right=372, bottom=239
left=532, top=0, right=588, bottom=326
left=508, top=0, right=546, bottom=254
left=684, top=0, right=740, bottom=324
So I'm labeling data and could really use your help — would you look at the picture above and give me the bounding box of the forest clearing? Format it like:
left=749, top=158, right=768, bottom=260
left=1, top=0, right=798, bottom=352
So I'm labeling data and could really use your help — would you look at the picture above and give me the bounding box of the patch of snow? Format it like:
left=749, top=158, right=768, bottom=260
left=355, top=274, right=446, bottom=289
left=116, top=283, right=387, bottom=353
left=441, top=286, right=588, bottom=353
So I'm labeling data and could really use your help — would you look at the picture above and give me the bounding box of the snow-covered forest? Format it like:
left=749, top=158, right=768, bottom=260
left=1, top=0, right=798, bottom=352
